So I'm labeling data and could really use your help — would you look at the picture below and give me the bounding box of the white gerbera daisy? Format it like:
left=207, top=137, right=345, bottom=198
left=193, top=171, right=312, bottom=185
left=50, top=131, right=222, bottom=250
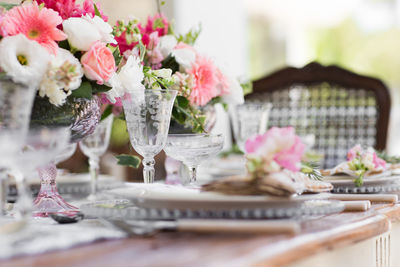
left=0, top=34, right=50, bottom=88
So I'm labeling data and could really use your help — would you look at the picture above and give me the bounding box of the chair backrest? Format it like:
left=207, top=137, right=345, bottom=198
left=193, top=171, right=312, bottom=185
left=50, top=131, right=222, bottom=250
left=246, top=62, right=391, bottom=168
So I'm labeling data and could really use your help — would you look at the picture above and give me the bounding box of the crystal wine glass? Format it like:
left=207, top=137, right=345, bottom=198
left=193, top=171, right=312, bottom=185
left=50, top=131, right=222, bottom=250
left=164, top=134, right=224, bottom=184
left=0, top=77, right=36, bottom=217
left=122, top=89, right=177, bottom=183
left=79, top=114, right=113, bottom=200
left=230, top=102, right=272, bottom=152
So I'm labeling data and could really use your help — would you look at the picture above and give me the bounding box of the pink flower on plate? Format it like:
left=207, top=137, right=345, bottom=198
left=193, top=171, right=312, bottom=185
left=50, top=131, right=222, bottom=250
left=81, top=41, right=116, bottom=84
left=187, top=56, right=218, bottom=106
left=372, top=152, right=387, bottom=169
left=245, top=127, right=305, bottom=172
left=0, top=2, right=66, bottom=54
left=347, top=144, right=362, bottom=161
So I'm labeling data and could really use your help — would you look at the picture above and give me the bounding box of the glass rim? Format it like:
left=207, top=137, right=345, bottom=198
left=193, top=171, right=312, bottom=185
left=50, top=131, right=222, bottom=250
left=236, top=102, right=272, bottom=107
left=168, top=133, right=223, bottom=137
left=126, top=89, right=178, bottom=93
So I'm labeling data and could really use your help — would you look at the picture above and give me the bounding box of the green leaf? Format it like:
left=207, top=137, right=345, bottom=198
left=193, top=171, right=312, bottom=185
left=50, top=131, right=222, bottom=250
left=101, top=105, right=113, bottom=121
left=71, top=81, right=92, bottom=99
left=139, top=41, right=146, bottom=61
left=93, top=3, right=101, bottom=17
left=176, top=96, right=189, bottom=108
left=0, top=3, right=17, bottom=10
left=92, top=83, right=112, bottom=93
left=58, top=40, right=70, bottom=50
left=112, top=46, right=123, bottom=66
left=116, top=154, right=141, bottom=168
left=176, top=24, right=202, bottom=45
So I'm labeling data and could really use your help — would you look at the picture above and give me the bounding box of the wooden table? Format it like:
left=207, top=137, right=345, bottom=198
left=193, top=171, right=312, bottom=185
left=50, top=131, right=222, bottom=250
left=2, top=203, right=400, bottom=267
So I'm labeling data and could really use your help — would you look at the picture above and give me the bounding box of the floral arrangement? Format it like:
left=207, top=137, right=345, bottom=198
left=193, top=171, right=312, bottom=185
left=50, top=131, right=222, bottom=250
left=112, top=13, right=244, bottom=132
left=0, top=0, right=245, bottom=133
left=0, top=0, right=171, bottom=114
left=321, top=145, right=388, bottom=187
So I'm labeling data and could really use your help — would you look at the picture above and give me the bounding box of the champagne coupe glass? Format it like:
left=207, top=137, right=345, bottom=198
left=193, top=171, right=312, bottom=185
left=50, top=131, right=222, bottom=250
left=164, top=134, right=224, bottom=184
left=0, top=77, right=36, bottom=217
left=230, top=102, right=272, bottom=152
left=79, top=114, right=113, bottom=200
left=122, top=89, right=177, bottom=183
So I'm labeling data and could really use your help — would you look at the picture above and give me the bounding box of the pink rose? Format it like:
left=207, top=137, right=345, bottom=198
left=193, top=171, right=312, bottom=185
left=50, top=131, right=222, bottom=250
left=81, top=41, right=116, bottom=84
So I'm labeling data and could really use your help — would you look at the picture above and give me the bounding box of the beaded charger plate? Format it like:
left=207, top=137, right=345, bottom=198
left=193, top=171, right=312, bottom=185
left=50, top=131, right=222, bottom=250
left=81, top=184, right=345, bottom=220
left=325, top=174, right=400, bottom=194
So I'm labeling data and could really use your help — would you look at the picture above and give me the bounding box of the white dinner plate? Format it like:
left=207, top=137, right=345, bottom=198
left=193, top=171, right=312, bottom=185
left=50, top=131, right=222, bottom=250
left=106, top=183, right=330, bottom=210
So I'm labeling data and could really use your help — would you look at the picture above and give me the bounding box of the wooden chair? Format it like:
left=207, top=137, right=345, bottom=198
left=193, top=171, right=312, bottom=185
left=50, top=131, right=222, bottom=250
left=246, top=62, right=391, bottom=168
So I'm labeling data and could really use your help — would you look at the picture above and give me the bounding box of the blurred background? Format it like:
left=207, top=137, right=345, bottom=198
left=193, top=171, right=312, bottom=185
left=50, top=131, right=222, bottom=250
left=7, top=0, right=400, bottom=180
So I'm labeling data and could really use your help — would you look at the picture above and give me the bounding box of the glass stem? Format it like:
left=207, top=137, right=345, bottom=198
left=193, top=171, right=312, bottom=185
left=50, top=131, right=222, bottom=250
left=12, top=168, right=31, bottom=218
left=143, top=157, right=155, bottom=183
left=89, top=156, right=100, bottom=197
left=0, top=169, right=7, bottom=216
left=188, top=165, right=198, bottom=183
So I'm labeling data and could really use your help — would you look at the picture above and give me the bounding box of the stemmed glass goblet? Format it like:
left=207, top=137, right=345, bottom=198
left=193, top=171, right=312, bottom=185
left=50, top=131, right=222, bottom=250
left=122, top=89, right=177, bottom=183
left=0, top=77, right=37, bottom=218
left=230, top=102, right=272, bottom=152
left=164, top=133, right=224, bottom=184
left=79, top=114, right=113, bottom=200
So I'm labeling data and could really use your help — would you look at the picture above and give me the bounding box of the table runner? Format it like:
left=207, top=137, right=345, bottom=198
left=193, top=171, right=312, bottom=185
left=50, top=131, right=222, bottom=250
left=0, top=216, right=126, bottom=260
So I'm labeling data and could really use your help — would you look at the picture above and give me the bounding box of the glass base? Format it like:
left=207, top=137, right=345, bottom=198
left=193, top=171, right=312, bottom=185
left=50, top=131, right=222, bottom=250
left=33, top=193, right=78, bottom=217
left=34, top=164, right=78, bottom=217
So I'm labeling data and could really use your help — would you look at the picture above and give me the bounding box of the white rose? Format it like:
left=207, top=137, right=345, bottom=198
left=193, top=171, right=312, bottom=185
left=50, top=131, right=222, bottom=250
left=0, top=34, right=50, bottom=88
left=82, top=14, right=116, bottom=45
left=158, top=35, right=177, bottom=58
left=63, top=18, right=101, bottom=51
left=171, top=48, right=196, bottom=70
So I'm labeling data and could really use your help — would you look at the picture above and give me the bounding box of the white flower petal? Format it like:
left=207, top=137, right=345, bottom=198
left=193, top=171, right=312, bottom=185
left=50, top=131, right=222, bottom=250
left=0, top=34, right=50, bottom=88
left=63, top=18, right=101, bottom=51
left=158, top=35, right=177, bottom=58
left=171, top=48, right=196, bottom=70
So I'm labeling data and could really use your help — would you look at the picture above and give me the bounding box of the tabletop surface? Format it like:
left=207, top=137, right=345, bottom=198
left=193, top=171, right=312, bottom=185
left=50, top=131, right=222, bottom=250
left=2, top=203, right=399, bottom=267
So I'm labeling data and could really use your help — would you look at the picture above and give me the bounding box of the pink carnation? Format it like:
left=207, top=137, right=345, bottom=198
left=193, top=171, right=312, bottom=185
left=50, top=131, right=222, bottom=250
left=0, top=2, right=66, bottom=54
left=36, top=0, right=107, bottom=21
left=187, top=56, right=218, bottom=106
left=245, top=127, right=305, bottom=172
left=36, top=0, right=82, bottom=20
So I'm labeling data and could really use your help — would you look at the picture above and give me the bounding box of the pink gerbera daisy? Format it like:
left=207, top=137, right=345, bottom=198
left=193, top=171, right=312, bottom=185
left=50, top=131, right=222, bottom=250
left=0, top=2, right=67, bottom=54
left=187, top=56, right=218, bottom=106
